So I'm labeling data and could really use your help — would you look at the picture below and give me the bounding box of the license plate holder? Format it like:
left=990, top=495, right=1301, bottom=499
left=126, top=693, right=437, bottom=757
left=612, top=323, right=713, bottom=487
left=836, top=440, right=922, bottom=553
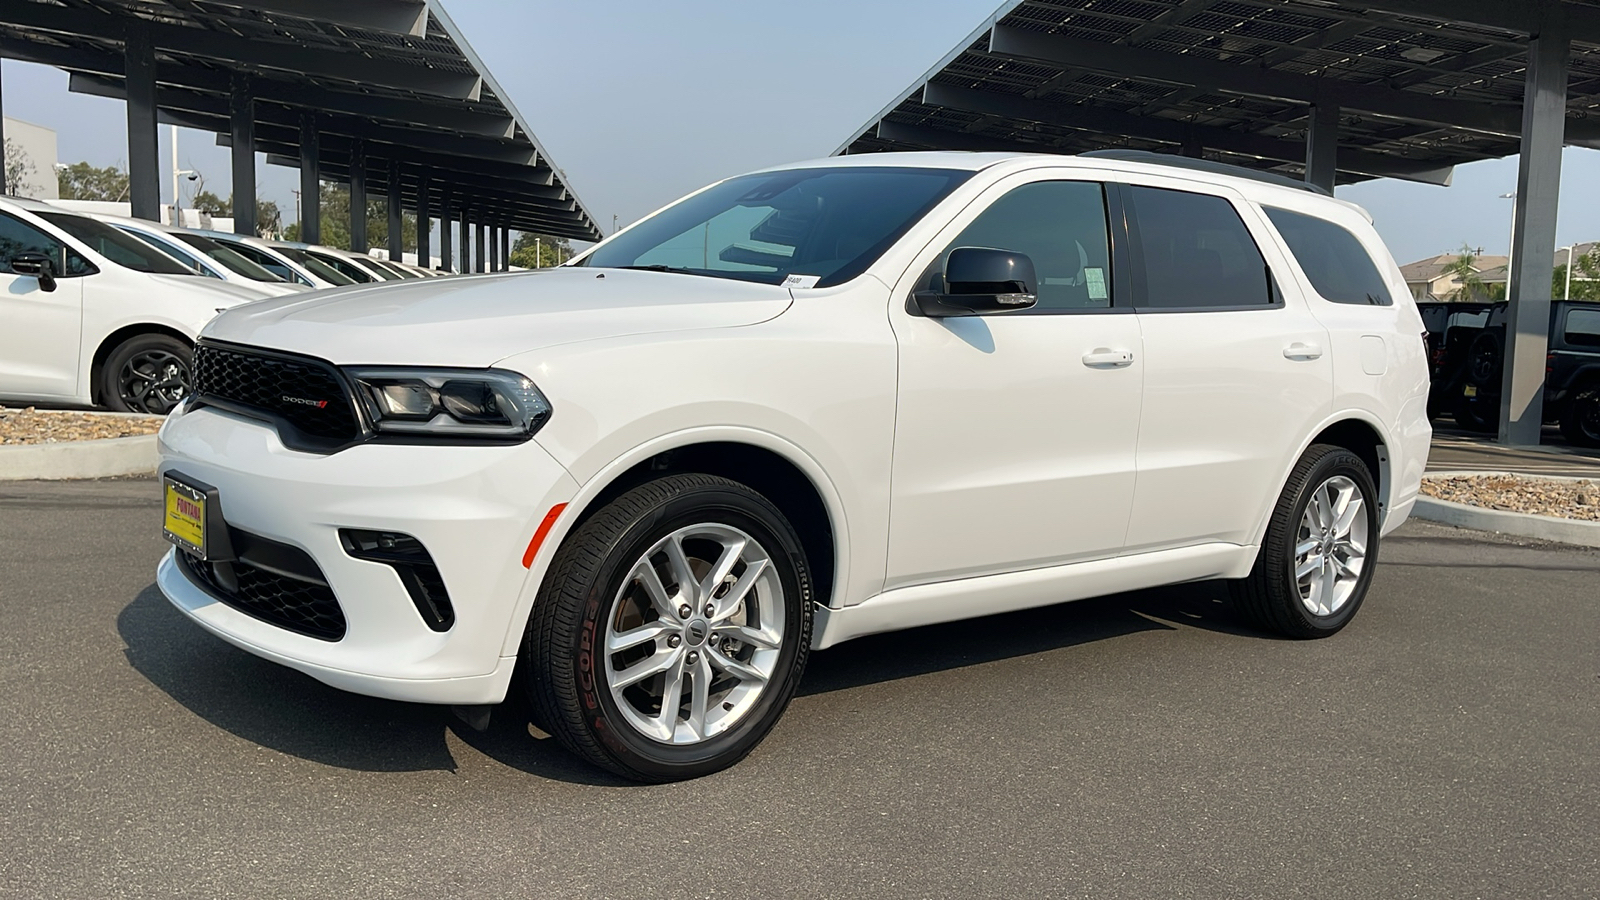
left=1462, top=384, right=1478, bottom=398
left=162, top=472, right=233, bottom=561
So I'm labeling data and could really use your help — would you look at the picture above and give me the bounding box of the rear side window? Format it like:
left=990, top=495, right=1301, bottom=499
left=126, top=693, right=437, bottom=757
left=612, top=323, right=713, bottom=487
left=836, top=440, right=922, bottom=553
left=1125, top=186, right=1271, bottom=309
left=1265, top=207, right=1394, bottom=306
left=1566, top=308, right=1600, bottom=347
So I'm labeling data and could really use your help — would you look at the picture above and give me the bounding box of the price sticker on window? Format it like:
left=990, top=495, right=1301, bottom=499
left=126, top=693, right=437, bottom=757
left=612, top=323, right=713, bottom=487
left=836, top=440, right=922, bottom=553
left=1085, top=267, right=1108, bottom=300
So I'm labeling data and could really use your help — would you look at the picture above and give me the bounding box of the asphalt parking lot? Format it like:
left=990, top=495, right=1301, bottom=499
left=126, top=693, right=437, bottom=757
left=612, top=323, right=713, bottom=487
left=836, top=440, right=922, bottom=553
left=2, top=478, right=1597, bottom=899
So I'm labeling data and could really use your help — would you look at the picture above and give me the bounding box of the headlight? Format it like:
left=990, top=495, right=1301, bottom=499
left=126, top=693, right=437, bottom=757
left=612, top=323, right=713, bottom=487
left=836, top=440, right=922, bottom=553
left=344, top=367, right=552, bottom=439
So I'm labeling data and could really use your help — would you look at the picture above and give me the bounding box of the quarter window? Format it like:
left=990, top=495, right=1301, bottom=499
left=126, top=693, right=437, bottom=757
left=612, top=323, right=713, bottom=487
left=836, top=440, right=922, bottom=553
left=1125, top=186, right=1271, bottom=309
left=1566, top=308, right=1600, bottom=348
left=929, top=180, right=1113, bottom=311
left=1264, top=207, right=1394, bottom=306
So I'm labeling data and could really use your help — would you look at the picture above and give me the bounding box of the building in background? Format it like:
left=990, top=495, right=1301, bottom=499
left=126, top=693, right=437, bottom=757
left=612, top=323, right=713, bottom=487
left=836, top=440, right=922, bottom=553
left=1401, top=252, right=1508, bottom=301
left=2, top=115, right=59, bottom=200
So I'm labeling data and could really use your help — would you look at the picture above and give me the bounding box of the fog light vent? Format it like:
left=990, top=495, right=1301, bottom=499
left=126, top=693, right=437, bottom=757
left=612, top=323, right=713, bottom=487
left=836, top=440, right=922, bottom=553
left=340, top=529, right=455, bottom=631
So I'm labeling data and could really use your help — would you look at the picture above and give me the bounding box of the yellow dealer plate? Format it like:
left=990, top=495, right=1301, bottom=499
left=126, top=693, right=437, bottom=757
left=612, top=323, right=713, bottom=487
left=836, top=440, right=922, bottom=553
left=163, top=477, right=207, bottom=558
left=1463, top=384, right=1478, bottom=397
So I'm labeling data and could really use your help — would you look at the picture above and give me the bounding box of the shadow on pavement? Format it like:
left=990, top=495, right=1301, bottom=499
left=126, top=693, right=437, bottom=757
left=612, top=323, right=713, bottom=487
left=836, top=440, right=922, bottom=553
left=119, top=578, right=1276, bottom=783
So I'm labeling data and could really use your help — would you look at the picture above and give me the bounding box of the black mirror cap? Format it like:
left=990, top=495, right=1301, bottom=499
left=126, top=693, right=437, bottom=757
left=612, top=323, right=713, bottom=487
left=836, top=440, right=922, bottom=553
left=11, top=252, right=57, bottom=292
left=945, top=246, right=1037, bottom=297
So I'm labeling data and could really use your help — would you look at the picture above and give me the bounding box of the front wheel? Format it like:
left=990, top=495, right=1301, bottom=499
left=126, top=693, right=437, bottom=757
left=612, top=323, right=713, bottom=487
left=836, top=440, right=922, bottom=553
left=99, top=333, right=192, bottom=414
left=1230, top=445, right=1381, bottom=638
left=523, top=474, right=812, bottom=782
left=1560, top=385, right=1600, bottom=449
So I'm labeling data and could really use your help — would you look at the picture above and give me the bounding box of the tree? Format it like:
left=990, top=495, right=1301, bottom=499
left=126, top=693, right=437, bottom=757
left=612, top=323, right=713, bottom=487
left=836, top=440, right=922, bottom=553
left=190, top=189, right=283, bottom=238
left=510, top=231, right=572, bottom=268
left=284, top=182, right=414, bottom=252
left=1553, top=246, right=1600, bottom=302
left=56, top=161, right=130, bottom=201
left=1443, top=244, right=1504, bottom=302
left=4, top=138, right=36, bottom=196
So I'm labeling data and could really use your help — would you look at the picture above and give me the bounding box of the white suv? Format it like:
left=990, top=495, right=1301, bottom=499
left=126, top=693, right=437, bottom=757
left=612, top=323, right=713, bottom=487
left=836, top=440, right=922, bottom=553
left=155, top=152, right=1431, bottom=781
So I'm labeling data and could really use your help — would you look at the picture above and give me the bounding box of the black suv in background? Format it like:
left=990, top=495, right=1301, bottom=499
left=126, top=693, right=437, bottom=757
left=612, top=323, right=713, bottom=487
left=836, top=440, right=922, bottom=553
left=1419, top=300, right=1600, bottom=447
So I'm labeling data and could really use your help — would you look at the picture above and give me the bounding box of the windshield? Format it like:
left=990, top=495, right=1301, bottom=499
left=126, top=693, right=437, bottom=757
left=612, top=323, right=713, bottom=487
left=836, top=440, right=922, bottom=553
left=172, top=233, right=285, bottom=283
left=578, top=166, right=972, bottom=287
left=273, top=246, right=357, bottom=285
left=304, top=249, right=378, bottom=283
left=112, top=226, right=219, bottom=278
left=37, top=212, right=194, bottom=276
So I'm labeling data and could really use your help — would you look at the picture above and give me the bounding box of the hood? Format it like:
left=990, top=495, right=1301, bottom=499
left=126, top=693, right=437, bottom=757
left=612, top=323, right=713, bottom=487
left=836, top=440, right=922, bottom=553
left=149, top=273, right=276, bottom=307
left=200, top=268, right=794, bottom=366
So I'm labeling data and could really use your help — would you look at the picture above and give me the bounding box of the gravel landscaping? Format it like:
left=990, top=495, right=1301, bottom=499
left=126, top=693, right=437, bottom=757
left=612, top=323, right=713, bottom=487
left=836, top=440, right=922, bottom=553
left=1421, top=474, right=1600, bottom=522
left=0, top=406, right=164, bottom=445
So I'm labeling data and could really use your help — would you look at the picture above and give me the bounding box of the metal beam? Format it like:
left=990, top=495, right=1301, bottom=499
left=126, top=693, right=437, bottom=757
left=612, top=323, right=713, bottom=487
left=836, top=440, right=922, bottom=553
left=387, top=158, right=403, bottom=260
left=1337, top=0, right=1600, bottom=44
left=1499, top=9, right=1570, bottom=446
left=349, top=139, right=367, bottom=252
left=416, top=173, right=430, bottom=269
left=920, top=83, right=1455, bottom=184
left=1306, top=103, right=1340, bottom=191
left=202, top=0, right=429, bottom=38
left=299, top=111, right=319, bottom=244
left=459, top=208, right=470, bottom=274
left=229, top=74, right=256, bottom=236
left=6, top=2, right=481, bottom=101
left=988, top=23, right=1525, bottom=137
left=475, top=223, right=486, bottom=274
left=124, top=23, right=161, bottom=221
left=439, top=191, right=453, bottom=272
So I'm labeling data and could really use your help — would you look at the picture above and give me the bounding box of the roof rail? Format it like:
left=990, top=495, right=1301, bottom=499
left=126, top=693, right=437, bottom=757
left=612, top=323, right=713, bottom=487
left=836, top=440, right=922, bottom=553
left=1080, top=149, right=1333, bottom=197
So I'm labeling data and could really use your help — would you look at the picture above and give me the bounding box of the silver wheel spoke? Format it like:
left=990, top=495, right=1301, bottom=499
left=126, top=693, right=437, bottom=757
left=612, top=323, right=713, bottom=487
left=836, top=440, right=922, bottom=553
left=707, top=645, right=768, bottom=685
left=1295, top=538, right=1319, bottom=558
left=632, top=558, right=679, bottom=620
left=1333, top=494, right=1363, bottom=537
left=687, top=656, right=712, bottom=740
left=1295, top=554, right=1323, bottom=580
left=607, top=620, right=677, bottom=654
left=701, top=537, right=746, bottom=599
left=714, top=623, right=780, bottom=650
left=652, top=653, right=687, bottom=739
left=613, top=645, right=682, bottom=690
left=663, top=536, right=700, bottom=605
left=711, top=557, right=769, bottom=622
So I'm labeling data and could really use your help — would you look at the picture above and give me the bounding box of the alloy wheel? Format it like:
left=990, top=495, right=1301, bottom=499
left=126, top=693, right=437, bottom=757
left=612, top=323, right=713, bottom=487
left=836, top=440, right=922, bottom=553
left=603, top=522, right=786, bottom=745
left=1292, top=475, right=1369, bottom=617
left=118, top=350, right=190, bottom=414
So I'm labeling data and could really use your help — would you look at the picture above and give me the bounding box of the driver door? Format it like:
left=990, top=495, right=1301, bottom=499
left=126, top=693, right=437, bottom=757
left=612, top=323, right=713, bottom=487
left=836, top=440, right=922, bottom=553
left=0, top=211, right=85, bottom=399
left=885, top=176, right=1143, bottom=589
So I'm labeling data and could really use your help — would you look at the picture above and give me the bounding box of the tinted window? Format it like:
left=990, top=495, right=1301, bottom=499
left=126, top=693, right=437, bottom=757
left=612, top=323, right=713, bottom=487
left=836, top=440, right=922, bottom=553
left=0, top=212, right=93, bottom=276
left=273, top=246, right=357, bottom=285
left=305, top=249, right=377, bottom=282
left=928, top=181, right=1112, bottom=310
left=1265, top=207, right=1393, bottom=306
left=114, top=226, right=217, bottom=278
left=581, top=167, right=971, bottom=287
left=217, top=240, right=306, bottom=284
left=171, top=233, right=285, bottom=283
left=36, top=212, right=192, bottom=275
left=1126, top=186, right=1271, bottom=309
left=1566, top=308, right=1600, bottom=348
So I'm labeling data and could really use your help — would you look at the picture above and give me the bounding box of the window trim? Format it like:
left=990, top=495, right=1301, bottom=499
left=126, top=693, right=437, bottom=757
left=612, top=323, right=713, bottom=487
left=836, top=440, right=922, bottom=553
left=909, top=176, right=1130, bottom=317
left=0, top=210, right=99, bottom=279
left=1261, top=205, right=1395, bottom=308
left=1114, top=182, right=1285, bottom=315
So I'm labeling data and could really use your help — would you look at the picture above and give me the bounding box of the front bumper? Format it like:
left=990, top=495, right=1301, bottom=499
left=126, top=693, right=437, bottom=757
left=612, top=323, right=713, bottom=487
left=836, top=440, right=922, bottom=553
left=155, top=404, right=579, bottom=704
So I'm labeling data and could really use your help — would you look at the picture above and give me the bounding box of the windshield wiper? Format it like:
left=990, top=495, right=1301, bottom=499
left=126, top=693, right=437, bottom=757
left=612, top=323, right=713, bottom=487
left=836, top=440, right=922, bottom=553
left=617, top=264, right=695, bottom=274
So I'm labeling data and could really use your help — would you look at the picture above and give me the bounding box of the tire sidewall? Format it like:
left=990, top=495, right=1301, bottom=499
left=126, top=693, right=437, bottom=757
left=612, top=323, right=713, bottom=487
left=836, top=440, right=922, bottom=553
left=100, top=334, right=192, bottom=413
left=568, top=484, right=811, bottom=779
left=1274, top=450, right=1382, bottom=635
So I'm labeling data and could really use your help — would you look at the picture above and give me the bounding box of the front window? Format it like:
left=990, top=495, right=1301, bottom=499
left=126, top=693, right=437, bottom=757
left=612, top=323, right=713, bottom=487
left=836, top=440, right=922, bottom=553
left=173, top=233, right=286, bottom=283
left=578, top=166, right=972, bottom=287
left=36, top=212, right=193, bottom=276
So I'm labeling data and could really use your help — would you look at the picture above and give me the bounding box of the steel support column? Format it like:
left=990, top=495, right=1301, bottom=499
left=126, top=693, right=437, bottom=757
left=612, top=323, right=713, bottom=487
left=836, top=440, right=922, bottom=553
left=348, top=139, right=366, bottom=251
left=459, top=208, right=470, bottom=274
left=387, top=158, right=403, bottom=260
left=416, top=174, right=430, bottom=269
left=475, top=223, right=486, bottom=273
left=491, top=225, right=501, bottom=271
left=2, top=62, right=10, bottom=195
left=1499, top=11, right=1570, bottom=446
left=299, top=112, right=320, bottom=244
left=501, top=228, right=510, bottom=271
left=228, top=75, right=256, bottom=235
left=124, top=23, right=161, bottom=220
left=1306, top=102, right=1339, bottom=192
left=439, top=191, right=453, bottom=273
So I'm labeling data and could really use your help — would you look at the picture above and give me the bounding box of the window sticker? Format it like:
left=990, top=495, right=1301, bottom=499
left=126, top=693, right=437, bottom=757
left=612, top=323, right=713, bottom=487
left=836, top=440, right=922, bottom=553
left=781, top=273, right=822, bottom=289
left=1084, top=267, right=1108, bottom=300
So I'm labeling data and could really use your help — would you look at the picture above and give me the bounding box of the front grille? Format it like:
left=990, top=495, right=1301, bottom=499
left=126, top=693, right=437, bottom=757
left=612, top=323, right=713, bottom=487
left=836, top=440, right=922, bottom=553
left=181, top=552, right=348, bottom=642
left=192, top=342, right=362, bottom=448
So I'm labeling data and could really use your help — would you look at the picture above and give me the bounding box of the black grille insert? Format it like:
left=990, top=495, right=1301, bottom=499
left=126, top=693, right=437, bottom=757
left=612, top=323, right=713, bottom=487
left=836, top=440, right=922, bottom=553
left=180, top=544, right=348, bottom=642
left=192, top=342, right=363, bottom=450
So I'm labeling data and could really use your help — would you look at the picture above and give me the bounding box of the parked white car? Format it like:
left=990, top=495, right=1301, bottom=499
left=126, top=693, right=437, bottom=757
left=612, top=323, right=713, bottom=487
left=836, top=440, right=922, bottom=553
left=155, top=152, right=1431, bottom=781
left=187, top=230, right=356, bottom=289
left=93, top=215, right=309, bottom=298
left=0, top=197, right=271, bottom=413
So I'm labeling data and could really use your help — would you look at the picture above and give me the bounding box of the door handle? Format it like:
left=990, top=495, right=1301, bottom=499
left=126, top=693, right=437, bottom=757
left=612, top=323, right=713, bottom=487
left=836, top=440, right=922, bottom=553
left=1283, top=342, right=1323, bottom=361
left=1082, top=348, right=1135, bottom=369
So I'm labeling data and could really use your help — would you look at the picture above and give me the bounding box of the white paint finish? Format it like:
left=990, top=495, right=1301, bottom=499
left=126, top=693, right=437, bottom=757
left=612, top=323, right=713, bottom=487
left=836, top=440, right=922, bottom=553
left=150, top=152, right=1433, bottom=704
left=203, top=268, right=794, bottom=367
left=814, top=541, right=1251, bottom=649
left=0, top=197, right=261, bottom=406
left=1360, top=335, right=1389, bottom=376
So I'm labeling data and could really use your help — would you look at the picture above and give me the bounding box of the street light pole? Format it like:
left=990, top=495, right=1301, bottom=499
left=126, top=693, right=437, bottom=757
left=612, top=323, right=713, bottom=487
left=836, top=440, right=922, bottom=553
left=1565, top=244, right=1576, bottom=301
left=1500, top=192, right=1517, bottom=298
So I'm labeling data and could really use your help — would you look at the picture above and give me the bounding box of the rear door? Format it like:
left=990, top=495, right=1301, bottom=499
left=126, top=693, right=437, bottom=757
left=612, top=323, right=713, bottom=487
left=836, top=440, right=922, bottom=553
left=0, top=211, right=87, bottom=399
left=1117, top=180, right=1333, bottom=552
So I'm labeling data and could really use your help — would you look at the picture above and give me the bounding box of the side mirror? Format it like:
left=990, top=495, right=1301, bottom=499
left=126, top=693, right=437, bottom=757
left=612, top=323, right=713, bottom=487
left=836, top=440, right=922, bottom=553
left=11, top=253, right=58, bottom=293
left=912, top=247, right=1037, bottom=317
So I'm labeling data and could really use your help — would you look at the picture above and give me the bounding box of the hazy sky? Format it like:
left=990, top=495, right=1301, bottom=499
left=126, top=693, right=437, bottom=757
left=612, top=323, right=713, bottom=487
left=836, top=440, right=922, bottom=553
left=4, top=0, right=1598, bottom=263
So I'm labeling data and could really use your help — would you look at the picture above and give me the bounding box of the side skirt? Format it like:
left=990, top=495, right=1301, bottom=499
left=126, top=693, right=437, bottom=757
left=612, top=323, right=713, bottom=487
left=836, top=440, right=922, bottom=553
left=812, top=542, right=1254, bottom=650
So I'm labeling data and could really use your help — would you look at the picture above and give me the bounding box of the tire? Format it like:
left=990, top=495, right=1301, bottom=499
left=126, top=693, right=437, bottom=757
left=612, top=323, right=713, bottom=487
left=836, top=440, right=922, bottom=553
left=1560, top=385, right=1600, bottom=449
left=1229, top=444, right=1381, bottom=639
left=99, top=333, right=193, bottom=414
left=1465, top=329, right=1504, bottom=388
left=522, top=474, right=812, bottom=782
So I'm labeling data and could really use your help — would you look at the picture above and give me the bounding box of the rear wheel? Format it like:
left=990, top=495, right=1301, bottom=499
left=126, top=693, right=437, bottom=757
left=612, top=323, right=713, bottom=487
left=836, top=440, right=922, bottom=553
left=523, top=474, right=812, bottom=782
left=99, top=333, right=192, bottom=414
left=1560, top=385, right=1600, bottom=448
left=1230, top=445, right=1381, bottom=638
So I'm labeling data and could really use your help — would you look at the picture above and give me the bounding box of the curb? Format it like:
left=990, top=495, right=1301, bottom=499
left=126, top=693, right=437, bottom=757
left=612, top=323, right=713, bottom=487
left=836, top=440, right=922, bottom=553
left=1411, top=495, right=1600, bottom=548
left=0, top=434, right=158, bottom=481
